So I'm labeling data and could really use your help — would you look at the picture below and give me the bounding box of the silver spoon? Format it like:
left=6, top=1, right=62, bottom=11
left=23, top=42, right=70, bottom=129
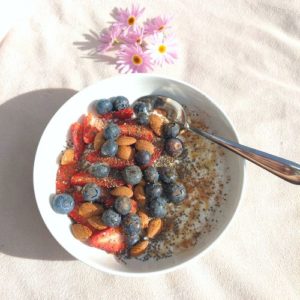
left=135, top=95, right=300, bottom=185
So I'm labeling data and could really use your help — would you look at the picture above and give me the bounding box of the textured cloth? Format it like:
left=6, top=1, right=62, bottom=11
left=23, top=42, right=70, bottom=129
left=0, top=0, right=299, bottom=299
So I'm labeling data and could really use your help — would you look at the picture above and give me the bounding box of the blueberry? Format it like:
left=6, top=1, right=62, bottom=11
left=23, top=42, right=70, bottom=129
left=114, top=196, right=131, bottom=215
left=122, top=214, right=141, bottom=235
left=89, top=163, right=110, bottom=178
left=125, top=232, right=140, bottom=247
left=82, top=183, right=102, bottom=202
left=101, top=209, right=122, bottom=227
left=163, top=122, right=180, bottom=138
left=95, top=99, right=113, bottom=114
left=136, top=112, right=149, bottom=125
left=148, top=197, right=167, bottom=218
left=133, top=97, right=153, bottom=112
left=143, top=167, right=159, bottom=183
left=135, top=150, right=151, bottom=166
left=111, top=96, right=129, bottom=111
left=164, top=182, right=186, bottom=204
left=158, top=167, right=178, bottom=183
left=165, top=138, right=183, bottom=157
left=122, top=166, right=143, bottom=185
left=101, top=140, right=118, bottom=157
left=133, top=102, right=149, bottom=114
left=51, top=193, right=75, bottom=214
left=145, top=182, right=163, bottom=200
left=104, top=123, right=120, bottom=140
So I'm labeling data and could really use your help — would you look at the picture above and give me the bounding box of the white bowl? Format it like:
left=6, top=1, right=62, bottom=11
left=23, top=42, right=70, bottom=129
left=33, top=74, right=245, bottom=276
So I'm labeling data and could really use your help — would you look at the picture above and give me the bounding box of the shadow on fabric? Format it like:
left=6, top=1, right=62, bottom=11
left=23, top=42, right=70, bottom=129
left=0, top=89, right=77, bottom=260
left=73, top=29, right=117, bottom=65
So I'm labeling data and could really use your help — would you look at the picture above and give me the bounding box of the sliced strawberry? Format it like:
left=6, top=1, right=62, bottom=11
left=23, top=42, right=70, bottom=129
left=89, top=227, right=125, bottom=253
left=103, top=197, right=115, bottom=208
left=130, top=199, right=138, bottom=214
left=86, top=151, right=134, bottom=169
left=82, top=113, right=106, bottom=144
left=71, top=172, right=125, bottom=188
left=56, top=163, right=78, bottom=193
left=119, top=124, right=154, bottom=141
left=116, top=119, right=137, bottom=126
left=83, top=113, right=100, bottom=144
left=101, top=108, right=134, bottom=120
left=71, top=122, right=84, bottom=160
left=73, top=190, right=84, bottom=204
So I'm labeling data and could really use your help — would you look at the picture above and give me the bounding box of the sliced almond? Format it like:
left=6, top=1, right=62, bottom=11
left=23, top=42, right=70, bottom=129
left=117, top=136, right=137, bottom=146
left=135, top=139, right=154, bottom=155
left=87, top=216, right=107, bottom=231
left=78, top=202, right=103, bottom=218
left=130, top=240, right=149, bottom=257
left=110, top=186, right=133, bottom=198
left=117, top=145, right=135, bottom=160
left=94, top=131, right=105, bottom=151
left=149, top=114, right=164, bottom=136
left=153, top=108, right=167, bottom=117
left=71, top=224, right=92, bottom=241
left=147, top=218, right=163, bottom=239
left=61, top=149, right=75, bottom=165
left=133, top=184, right=146, bottom=207
left=137, top=211, right=150, bottom=229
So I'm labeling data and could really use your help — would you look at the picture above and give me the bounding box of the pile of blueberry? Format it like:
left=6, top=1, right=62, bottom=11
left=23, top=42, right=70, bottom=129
left=143, top=166, right=186, bottom=216
left=92, top=165, right=186, bottom=247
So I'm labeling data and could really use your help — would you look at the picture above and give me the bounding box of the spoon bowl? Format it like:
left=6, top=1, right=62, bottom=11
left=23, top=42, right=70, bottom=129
left=135, top=94, right=300, bottom=185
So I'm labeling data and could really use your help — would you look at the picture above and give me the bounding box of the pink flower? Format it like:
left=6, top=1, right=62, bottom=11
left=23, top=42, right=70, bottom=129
left=98, top=25, right=122, bottom=53
left=116, top=45, right=153, bottom=73
left=146, top=33, right=178, bottom=66
left=121, top=26, right=144, bottom=45
left=144, top=16, right=173, bottom=35
left=112, top=4, right=145, bottom=29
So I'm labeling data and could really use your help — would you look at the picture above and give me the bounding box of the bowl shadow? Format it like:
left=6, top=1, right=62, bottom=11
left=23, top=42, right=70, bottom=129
left=0, top=88, right=78, bottom=260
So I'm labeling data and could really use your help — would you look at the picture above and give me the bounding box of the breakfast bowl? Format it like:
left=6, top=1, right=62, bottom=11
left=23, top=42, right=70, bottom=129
left=33, top=74, right=245, bottom=276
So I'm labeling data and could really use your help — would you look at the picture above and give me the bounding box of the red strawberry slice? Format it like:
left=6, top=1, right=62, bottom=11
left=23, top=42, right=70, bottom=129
left=86, top=152, right=134, bottom=169
left=89, top=227, right=125, bottom=253
left=71, top=172, right=125, bottom=188
left=73, top=190, right=84, bottom=204
left=83, top=113, right=106, bottom=144
left=130, top=199, right=138, bottom=214
left=83, top=114, right=98, bottom=144
left=56, top=163, right=78, bottom=193
left=71, top=122, right=85, bottom=160
left=119, top=124, right=154, bottom=141
left=116, top=119, right=137, bottom=125
left=103, top=197, right=115, bottom=208
left=101, top=108, right=134, bottom=120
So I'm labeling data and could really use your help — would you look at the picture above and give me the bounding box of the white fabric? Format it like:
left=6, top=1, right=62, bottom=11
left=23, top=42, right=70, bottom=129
left=0, top=0, right=299, bottom=299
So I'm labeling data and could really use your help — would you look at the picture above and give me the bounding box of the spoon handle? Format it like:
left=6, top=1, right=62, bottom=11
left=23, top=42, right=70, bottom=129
left=188, top=126, right=300, bottom=184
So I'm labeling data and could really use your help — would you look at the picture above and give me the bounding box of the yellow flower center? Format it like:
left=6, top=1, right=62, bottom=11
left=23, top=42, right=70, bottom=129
left=128, top=16, right=135, bottom=25
left=132, top=54, right=143, bottom=65
left=158, top=25, right=164, bottom=31
left=158, top=45, right=167, bottom=54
